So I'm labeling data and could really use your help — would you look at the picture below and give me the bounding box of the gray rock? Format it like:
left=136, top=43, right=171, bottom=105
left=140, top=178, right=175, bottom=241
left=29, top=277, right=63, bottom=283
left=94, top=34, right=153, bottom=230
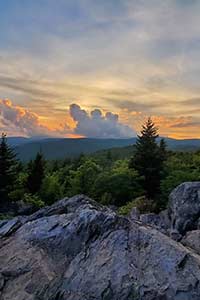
left=168, top=182, right=200, bottom=236
left=159, top=209, right=171, bottom=229
left=197, top=217, right=200, bottom=230
left=0, top=219, right=9, bottom=228
left=139, top=210, right=170, bottom=234
left=182, top=230, right=200, bottom=255
left=129, top=207, right=140, bottom=221
left=0, top=217, right=26, bottom=238
left=16, top=200, right=37, bottom=215
left=1, top=194, right=200, bottom=299
left=170, top=230, right=182, bottom=242
left=140, top=213, right=160, bottom=225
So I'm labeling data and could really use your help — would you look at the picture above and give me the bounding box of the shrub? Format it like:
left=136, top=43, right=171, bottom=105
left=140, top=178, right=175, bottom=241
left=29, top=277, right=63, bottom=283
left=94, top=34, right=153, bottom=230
left=23, top=193, right=45, bottom=209
left=40, top=173, right=64, bottom=205
left=100, top=192, right=113, bottom=205
left=118, top=196, right=156, bottom=216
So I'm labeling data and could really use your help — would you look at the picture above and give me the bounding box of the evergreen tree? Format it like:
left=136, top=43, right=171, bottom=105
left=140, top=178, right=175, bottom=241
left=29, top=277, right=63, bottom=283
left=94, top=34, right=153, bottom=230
left=159, top=138, right=167, bottom=161
left=26, top=152, right=45, bottom=194
left=129, top=118, right=166, bottom=199
left=0, top=133, right=18, bottom=208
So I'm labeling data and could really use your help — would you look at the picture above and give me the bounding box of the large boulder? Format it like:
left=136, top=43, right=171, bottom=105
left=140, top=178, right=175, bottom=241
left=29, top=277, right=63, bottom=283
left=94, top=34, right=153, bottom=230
left=168, top=182, right=200, bottom=237
left=1, top=195, right=200, bottom=299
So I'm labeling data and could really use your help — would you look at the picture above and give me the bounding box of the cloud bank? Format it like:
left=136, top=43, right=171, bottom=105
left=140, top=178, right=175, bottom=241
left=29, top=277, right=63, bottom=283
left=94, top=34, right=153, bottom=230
left=0, top=99, right=53, bottom=137
left=69, top=104, right=135, bottom=138
left=0, top=100, right=136, bottom=138
left=0, top=99, right=72, bottom=137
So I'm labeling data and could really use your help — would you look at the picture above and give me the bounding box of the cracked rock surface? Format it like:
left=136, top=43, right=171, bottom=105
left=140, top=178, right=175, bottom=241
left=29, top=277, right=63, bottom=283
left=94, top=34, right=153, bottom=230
left=1, top=191, right=200, bottom=299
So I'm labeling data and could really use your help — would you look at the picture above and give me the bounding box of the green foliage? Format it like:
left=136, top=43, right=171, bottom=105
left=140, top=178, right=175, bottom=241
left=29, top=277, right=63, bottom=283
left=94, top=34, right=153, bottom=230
left=23, top=193, right=44, bottom=208
left=92, top=146, right=135, bottom=165
left=159, top=151, right=200, bottom=207
left=118, top=201, right=137, bottom=216
left=0, top=213, right=13, bottom=220
left=93, top=160, right=143, bottom=206
left=161, top=170, right=199, bottom=204
left=119, top=196, right=156, bottom=215
left=0, top=133, right=19, bottom=208
left=100, top=192, right=113, bottom=205
left=40, top=173, right=64, bottom=205
left=26, top=152, right=45, bottom=194
left=130, top=118, right=167, bottom=199
left=1, top=128, right=200, bottom=217
left=68, top=159, right=102, bottom=197
left=9, top=172, right=28, bottom=201
left=15, top=138, right=137, bottom=161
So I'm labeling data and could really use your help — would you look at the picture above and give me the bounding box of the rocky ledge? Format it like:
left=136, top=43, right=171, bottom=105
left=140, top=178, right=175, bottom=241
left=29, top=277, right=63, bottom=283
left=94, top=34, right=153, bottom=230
left=1, top=182, right=200, bottom=299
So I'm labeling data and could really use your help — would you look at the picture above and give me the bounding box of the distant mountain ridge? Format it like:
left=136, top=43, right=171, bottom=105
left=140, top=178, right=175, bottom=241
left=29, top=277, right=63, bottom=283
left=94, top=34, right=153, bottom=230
left=6, top=136, right=200, bottom=161
left=7, top=136, right=50, bottom=146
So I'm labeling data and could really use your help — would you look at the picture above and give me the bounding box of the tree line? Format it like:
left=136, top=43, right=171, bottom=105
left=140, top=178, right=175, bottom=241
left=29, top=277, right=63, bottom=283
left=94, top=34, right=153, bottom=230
left=0, top=119, right=200, bottom=216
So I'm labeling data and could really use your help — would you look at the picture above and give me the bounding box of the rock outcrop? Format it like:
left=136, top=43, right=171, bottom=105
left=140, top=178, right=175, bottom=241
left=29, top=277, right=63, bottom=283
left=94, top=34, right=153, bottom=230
left=140, top=210, right=170, bottom=234
left=182, top=230, right=200, bottom=255
left=1, top=188, right=200, bottom=299
left=168, top=182, right=200, bottom=238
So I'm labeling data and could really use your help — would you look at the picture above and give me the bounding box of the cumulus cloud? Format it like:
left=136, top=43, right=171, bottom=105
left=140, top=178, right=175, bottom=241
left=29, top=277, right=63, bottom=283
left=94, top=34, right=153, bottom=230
left=0, top=99, right=136, bottom=138
left=69, top=103, right=135, bottom=138
left=0, top=99, right=48, bottom=136
left=0, top=99, right=72, bottom=137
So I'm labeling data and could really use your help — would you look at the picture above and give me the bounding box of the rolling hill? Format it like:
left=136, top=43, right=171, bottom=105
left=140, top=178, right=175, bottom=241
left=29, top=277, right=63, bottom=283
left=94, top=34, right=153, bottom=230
left=6, top=136, right=200, bottom=161
left=13, top=138, right=137, bottom=161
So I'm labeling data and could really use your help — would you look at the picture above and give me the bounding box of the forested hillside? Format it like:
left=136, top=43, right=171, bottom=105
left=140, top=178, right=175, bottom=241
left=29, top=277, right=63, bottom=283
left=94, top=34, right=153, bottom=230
left=6, top=136, right=200, bottom=161
left=1, top=119, right=200, bottom=218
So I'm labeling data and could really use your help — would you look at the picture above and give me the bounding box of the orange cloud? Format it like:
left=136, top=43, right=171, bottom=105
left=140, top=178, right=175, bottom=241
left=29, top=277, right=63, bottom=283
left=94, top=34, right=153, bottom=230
left=1, top=99, right=199, bottom=139
left=151, top=115, right=200, bottom=139
left=0, top=99, right=74, bottom=137
left=119, top=108, right=200, bottom=139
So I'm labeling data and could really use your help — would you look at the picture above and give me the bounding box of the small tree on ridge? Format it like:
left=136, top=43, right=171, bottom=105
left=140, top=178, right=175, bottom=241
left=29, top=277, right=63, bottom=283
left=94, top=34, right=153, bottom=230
left=129, top=118, right=167, bottom=200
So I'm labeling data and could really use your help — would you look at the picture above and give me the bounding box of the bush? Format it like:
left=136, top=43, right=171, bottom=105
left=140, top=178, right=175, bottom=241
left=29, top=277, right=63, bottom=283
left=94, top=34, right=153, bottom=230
left=93, top=161, right=143, bottom=206
left=118, top=196, right=156, bottom=216
left=8, top=172, right=28, bottom=202
left=40, top=173, right=64, bottom=205
left=100, top=192, right=113, bottom=205
left=23, top=193, right=45, bottom=209
left=118, top=201, right=137, bottom=216
left=0, top=213, right=13, bottom=220
left=68, top=159, right=102, bottom=197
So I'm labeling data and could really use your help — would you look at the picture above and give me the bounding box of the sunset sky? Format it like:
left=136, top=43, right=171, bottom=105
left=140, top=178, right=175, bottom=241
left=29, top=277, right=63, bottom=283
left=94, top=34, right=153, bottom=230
left=0, top=0, right=200, bottom=139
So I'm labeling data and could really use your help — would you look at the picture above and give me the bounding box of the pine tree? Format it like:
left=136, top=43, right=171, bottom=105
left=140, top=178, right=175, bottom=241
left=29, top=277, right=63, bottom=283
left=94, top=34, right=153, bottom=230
left=26, top=152, right=45, bottom=194
left=159, top=138, right=167, bottom=162
left=130, top=118, right=166, bottom=199
left=0, top=133, right=18, bottom=208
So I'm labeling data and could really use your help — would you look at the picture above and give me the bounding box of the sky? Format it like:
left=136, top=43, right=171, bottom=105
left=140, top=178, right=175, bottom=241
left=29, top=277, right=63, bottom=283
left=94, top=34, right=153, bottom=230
left=0, top=0, right=200, bottom=139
